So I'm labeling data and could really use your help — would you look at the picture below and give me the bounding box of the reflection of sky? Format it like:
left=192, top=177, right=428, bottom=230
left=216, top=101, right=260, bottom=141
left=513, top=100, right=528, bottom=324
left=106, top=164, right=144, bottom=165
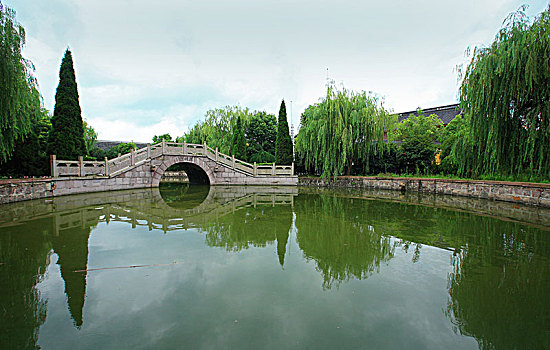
left=37, top=221, right=477, bottom=349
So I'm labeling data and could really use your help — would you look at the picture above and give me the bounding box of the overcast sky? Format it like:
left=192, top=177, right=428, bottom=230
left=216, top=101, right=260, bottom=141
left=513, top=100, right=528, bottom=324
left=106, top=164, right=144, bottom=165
left=5, top=0, right=549, bottom=142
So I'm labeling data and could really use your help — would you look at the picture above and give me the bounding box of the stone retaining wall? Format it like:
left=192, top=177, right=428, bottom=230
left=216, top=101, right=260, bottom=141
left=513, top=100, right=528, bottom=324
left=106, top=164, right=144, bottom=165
left=161, top=171, right=189, bottom=183
left=0, top=179, right=53, bottom=204
left=299, top=176, right=550, bottom=208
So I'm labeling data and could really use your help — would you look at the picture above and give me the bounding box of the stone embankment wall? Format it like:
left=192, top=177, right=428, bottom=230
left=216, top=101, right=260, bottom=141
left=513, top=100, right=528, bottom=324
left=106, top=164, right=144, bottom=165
left=0, top=162, right=153, bottom=205
left=160, top=171, right=189, bottom=183
left=0, top=179, right=53, bottom=204
left=299, top=176, right=550, bottom=208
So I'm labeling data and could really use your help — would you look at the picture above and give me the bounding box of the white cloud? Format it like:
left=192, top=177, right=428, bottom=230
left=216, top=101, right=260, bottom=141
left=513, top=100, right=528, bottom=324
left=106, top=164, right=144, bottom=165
left=5, top=0, right=549, bottom=140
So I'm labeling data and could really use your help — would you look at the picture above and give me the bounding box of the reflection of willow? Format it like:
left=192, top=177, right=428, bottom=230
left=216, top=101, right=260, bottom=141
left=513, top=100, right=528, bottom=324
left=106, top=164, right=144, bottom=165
left=445, top=217, right=550, bottom=350
left=204, top=205, right=292, bottom=267
left=0, top=218, right=51, bottom=349
left=0, top=213, right=96, bottom=348
left=294, top=194, right=396, bottom=289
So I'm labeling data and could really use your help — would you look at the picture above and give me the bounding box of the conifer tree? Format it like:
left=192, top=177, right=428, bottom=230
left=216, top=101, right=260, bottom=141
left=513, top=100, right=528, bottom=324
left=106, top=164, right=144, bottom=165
left=47, top=49, right=86, bottom=160
left=275, top=100, right=293, bottom=165
left=232, top=115, right=247, bottom=160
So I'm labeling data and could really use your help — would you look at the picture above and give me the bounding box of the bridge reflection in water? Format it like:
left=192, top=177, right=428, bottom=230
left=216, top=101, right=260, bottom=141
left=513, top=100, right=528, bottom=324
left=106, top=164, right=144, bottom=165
left=1, top=186, right=549, bottom=349
left=47, top=185, right=296, bottom=234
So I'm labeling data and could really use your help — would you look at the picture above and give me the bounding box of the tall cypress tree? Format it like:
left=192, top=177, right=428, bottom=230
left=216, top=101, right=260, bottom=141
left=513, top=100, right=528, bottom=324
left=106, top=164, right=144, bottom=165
left=47, top=49, right=86, bottom=160
left=232, top=115, right=247, bottom=161
left=275, top=100, right=293, bottom=165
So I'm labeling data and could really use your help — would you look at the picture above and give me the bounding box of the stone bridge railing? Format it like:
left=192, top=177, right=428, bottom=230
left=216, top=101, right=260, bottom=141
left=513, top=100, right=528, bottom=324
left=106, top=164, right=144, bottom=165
left=51, top=140, right=294, bottom=178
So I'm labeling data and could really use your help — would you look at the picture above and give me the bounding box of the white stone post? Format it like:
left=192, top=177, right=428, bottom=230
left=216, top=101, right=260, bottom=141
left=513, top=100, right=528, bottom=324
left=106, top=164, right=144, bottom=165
left=291, top=162, right=295, bottom=176
left=232, top=155, right=235, bottom=169
left=50, top=155, right=58, bottom=178
left=203, top=141, right=207, bottom=155
left=215, top=147, right=219, bottom=162
left=183, top=141, right=187, bottom=154
left=104, top=157, right=109, bottom=176
left=147, top=143, right=151, bottom=158
left=131, top=148, right=135, bottom=166
left=79, top=156, right=84, bottom=177
left=161, top=139, right=166, bottom=154
left=254, top=162, right=257, bottom=176
left=272, top=162, right=275, bottom=175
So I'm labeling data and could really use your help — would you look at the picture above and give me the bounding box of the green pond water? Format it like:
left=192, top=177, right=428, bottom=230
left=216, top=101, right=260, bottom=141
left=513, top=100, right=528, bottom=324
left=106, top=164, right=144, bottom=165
left=1, top=184, right=549, bottom=349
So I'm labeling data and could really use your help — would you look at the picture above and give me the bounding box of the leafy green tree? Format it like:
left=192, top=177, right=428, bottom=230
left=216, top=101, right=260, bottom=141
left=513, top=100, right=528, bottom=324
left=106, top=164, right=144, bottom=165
left=83, top=119, right=97, bottom=154
left=295, top=83, right=392, bottom=178
left=275, top=100, right=293, bottom=165
left=88, top=147, right=106, bottom=160
left=393, top=109, right=442, bottom=174
left=105, top=142, right=136, bottom=159
left=178, top=122, right=204, bottom=144
left=231, top=115, right=246, bottom=160
left=46, top=49, right=86, bottom=160
left=0, top=108, right=51, bottom=176
left=0, top=1, right=41, bottom=162
left=458, top=6, right=550, bottom=179
left=180, top=106, right=254, bottom=154
left=438, top=114, right=472, bottom=175
left=152, top=134, right=172, bottom=144
left=245, top=111, right=277, bottom=163
left=366, top=142, right=401, bottom=175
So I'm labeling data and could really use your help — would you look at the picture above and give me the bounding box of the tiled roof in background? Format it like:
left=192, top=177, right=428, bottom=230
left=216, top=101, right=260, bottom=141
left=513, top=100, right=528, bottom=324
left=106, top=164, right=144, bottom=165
left=397, top=103, right=461, bottom=125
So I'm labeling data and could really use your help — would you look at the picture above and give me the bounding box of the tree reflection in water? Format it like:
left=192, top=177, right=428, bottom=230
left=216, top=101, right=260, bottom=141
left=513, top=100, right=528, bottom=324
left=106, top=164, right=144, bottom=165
left=295, top=190, right=550, bottom=348
left=203, top=205, right=292, bottom=267
left=0, top=215, right=96, bottom=347
left=1, top=186, right=549, bottom=349
left=444, top=217, right=550, bottom=350
left=0, top=218, right=51, bottom=349
left=294, top=194, right=396, bottom=289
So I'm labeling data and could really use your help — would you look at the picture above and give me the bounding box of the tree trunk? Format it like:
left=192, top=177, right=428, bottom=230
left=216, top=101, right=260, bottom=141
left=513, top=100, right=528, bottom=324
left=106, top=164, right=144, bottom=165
left=346, top=156, right=353, bottom=176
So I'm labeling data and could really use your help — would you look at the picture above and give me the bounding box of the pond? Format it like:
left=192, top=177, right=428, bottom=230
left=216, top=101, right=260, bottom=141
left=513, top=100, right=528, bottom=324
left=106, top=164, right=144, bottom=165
left=1, top=184, right=549, bottom=349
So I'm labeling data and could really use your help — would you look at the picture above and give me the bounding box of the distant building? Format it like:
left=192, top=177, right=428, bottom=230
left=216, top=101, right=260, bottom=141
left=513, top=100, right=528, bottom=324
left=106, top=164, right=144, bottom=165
left=397, top=103, right=461, bottom=127
left=393, top=104, right=462, bottom=165
left=95, top=140, right=148, bottom=151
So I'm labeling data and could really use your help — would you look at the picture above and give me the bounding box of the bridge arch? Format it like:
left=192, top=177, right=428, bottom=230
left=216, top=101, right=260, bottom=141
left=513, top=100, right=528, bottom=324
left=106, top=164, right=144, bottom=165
left=152, top=156, right=215, bottom=187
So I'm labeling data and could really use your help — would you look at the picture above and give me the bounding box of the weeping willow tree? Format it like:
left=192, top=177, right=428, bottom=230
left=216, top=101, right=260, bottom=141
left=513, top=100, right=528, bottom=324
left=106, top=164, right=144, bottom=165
left=0, top=1, right=41, bottom=162
left=179, top=106, right=255, bottom=155
left=295, top=83, right=392, bottom=179
left=458, top=6, right=550, bottom=179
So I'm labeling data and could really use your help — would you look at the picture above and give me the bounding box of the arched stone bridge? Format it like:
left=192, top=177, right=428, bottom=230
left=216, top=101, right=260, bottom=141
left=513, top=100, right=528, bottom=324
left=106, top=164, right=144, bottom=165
left=50, top=141, right=297, bottom=196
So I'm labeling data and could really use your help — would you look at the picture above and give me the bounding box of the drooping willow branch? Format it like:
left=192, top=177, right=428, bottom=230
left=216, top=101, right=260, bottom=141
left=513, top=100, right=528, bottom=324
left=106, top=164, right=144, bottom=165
left=295, top=82, right=392, bottom=179
left=458, top=6, right=550, bottom=179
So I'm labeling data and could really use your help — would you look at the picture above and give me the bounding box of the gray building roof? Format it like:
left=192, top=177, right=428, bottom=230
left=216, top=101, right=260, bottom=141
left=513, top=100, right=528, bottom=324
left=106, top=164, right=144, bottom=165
left=95, top=140, right=148, bottom=151
left=397, top=103, right=461, bottom=126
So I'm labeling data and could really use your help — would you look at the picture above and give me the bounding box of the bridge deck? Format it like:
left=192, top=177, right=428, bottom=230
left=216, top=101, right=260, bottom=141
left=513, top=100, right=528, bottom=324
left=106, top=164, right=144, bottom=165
left=51, top=141, right=294, bottom=179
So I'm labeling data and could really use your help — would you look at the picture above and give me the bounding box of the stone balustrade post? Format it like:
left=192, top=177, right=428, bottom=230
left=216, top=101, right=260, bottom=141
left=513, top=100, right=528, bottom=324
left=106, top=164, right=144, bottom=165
left=183, top=141, right=187, bottom=154
left=203, top=142, right=207, bottom=155
left=272, top=162, right=275, bottom=175
left=131, top=148, right=135, bottom=166
left=104, top=157, right=109, bottom=176
left=147, top=143, right=151, bottom=158
left=215, top=147, right=219, bottom=162
left=50, top=155, right=58, bottom=178
left=79, top=156, right=84, bottom=177
left=254, top=162, right=257, bottom=176
left=232, top=155, right=235, bottom=169
left=291, top=162, right=295, bottom=176
left=161, top=139, right=166, bottom=154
